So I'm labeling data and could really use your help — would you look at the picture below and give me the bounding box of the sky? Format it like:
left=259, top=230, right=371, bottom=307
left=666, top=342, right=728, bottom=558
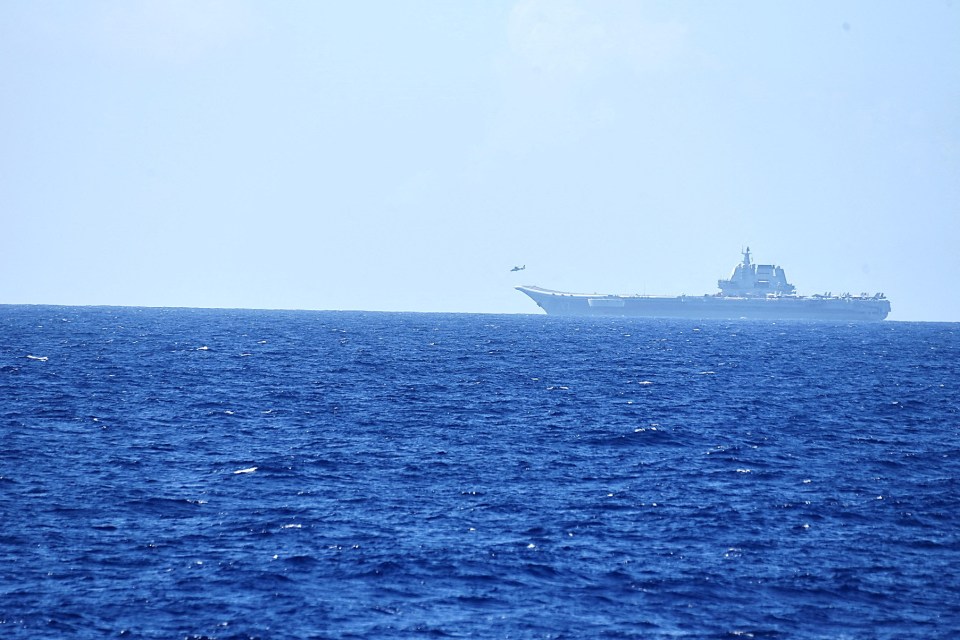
left=1, top=1, right=958, bottom=321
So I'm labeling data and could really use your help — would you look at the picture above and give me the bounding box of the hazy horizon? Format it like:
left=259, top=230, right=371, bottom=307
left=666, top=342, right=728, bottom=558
left=2, top=1, right=957, bottom=321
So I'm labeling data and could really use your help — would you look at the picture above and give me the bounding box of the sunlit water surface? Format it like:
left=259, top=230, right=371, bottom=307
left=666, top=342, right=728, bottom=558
left=2, top=306, right=958, bottom=638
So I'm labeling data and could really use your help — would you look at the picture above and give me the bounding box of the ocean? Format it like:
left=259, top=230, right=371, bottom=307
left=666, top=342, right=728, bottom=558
left=1, top=306, right=958, bottom=639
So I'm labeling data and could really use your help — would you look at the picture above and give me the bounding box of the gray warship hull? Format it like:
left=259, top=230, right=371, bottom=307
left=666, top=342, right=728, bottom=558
left=516, top=286, right=891, bottom=321
left=516, top=249, right=891, bottom=321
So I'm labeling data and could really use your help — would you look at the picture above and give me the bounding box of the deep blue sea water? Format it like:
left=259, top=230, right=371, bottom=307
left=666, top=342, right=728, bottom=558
left=2, top=306, right=959, bottom=639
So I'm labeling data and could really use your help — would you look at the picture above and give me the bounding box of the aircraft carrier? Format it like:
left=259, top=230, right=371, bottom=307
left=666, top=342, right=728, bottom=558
left=516, top=248, right=891, bottom=321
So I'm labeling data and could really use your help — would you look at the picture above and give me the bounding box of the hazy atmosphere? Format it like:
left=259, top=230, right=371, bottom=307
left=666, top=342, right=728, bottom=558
left=2, top=1, right=957, bottom=321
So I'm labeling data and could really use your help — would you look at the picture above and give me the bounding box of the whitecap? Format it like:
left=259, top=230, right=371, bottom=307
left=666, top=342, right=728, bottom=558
left=233, top=466, right=258, bottom=474
left=196, top=346, right=210, bottom=351
left=637, top=380, right=653, bottom=385
left=281, top=523, right=302, bottom=529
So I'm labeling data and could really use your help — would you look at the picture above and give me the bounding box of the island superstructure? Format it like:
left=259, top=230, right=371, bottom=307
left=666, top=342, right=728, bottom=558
left=516, top=248, right=891, bottom=321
